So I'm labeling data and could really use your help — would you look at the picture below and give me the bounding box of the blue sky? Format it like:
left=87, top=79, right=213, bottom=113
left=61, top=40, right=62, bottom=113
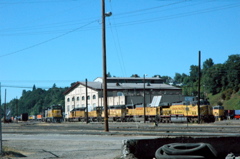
left=0, top=0, right=240, bottom=102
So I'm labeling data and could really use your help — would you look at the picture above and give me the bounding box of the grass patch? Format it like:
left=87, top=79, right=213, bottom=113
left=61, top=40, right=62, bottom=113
left=208, top=91, right=240, bottom=110
left=1, top=146, right=26, bottom=158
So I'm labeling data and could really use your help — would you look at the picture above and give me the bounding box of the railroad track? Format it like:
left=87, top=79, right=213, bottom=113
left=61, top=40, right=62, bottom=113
left=2, top=120, right=240, bottom=137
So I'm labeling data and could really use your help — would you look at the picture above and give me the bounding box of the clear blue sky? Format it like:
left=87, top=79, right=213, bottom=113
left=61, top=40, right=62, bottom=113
left=1, top=0, right=240, bottom=103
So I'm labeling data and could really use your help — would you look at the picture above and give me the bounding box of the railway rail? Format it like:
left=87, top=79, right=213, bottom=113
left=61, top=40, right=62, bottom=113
left=2, top=120, right=240, bottom=137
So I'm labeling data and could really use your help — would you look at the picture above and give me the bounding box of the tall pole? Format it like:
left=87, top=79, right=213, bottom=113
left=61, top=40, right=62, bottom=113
left=198, top=51, right=201, bottom=124
left=102, top=0, right=109, bottom=132
left=0, top=83, right=2, bottom=154
left=16, top=97, right=18, bottom=123
left=143, top=75, right=146, bottom=123
left=4, top=89, right=6, bottom=122
left=85, top=79, right=88, bottom=124
left=0, top=82, right=1, bottom=110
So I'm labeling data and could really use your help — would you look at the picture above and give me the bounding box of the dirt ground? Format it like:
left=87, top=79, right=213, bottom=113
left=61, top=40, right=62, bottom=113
left=2, top=134, right=155, bottom=159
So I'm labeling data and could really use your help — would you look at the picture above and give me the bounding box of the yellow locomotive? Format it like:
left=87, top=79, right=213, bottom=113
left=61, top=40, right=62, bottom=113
left=212, top=105, right=225, bottom=120
left=125, top=105, right=159, bottom=122
left=68, top=106, right=103, bottom=122
left=68, top=107, right=86, bottom=122
left=107, top=105, right=127, bottom=122
left=66, top=100, right=223, bottom=123
left=44, top=105, right=63, bottom=123
left=160, top=100, right=215, bottom=123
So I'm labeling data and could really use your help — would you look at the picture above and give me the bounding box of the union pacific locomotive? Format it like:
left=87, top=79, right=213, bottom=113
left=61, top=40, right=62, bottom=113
left=42, top=105, right=63, bottom=123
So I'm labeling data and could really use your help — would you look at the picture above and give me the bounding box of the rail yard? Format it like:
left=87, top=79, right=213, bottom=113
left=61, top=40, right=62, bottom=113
left=1, top=120, right=240, bottom=159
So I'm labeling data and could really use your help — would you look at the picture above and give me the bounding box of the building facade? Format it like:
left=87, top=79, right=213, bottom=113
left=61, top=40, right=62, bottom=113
left=64, top=77, right=183, bottom=118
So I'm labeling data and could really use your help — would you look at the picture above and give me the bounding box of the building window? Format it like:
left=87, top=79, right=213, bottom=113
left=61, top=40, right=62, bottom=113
left=82, top=104, right=85, bottom=107
left=82, top=96, right=85, bottom=100
left=72, top=97, right=75, bottom=101
left=77, top=97, right=80, bottom=101
left=93, top=95, right=96, bottom=99
left=67, top=98, right=70, bottom=102
left=87, top=96, right=90, bottom=100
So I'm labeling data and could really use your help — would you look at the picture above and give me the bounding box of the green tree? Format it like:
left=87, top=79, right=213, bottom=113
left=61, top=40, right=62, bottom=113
left=107, top=72, right=112, bottom=77
left=131, top=74, right=140, bottom=77
left=224, top=54, right=240, bottom=92
left=203, top=58, right=214, bottom=70
left=189, top=65, right=199, bottom=83
left=32, top=85, right=36, bottom=91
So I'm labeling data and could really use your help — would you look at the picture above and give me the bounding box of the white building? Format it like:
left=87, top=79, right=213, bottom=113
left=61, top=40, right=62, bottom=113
left=64, top=77, right=183, bottom=118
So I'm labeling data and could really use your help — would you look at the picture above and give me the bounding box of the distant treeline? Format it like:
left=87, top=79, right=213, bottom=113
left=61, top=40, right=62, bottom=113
left=5, top=84, right=68, bottom=116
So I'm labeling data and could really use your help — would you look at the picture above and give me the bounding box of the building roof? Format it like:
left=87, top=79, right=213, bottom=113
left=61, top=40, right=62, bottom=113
left=64, top=81, right=181, bottom=95
left=94, top=77, right=164, bottom=83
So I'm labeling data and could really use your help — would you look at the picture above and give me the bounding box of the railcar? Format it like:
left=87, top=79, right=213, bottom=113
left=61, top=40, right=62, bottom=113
left=212, top=105, right=225, bottom=120
left=234, top=110, right=240, bottom=119
left=107, top=105, right=127, bottom=122
left=67, top=106, right=103, bottom=122
left=68, top=107, right=86, bottom=122
left=88, top=106, right=103, bottom=122
left=44, top=105, right=63, bottom=123
left=159, top=100, right=215, bottom=123
left=224, top=110, right=235, bottom=120
left=125, top=105, right=160, bottom=122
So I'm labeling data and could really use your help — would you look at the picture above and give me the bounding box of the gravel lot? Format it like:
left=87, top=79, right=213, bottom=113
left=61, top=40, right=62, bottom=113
left=2, top=134, right=126, bottom=159
left=2, top=120, right=240, bottom=159
left=2, top=134, right=156, bottom=159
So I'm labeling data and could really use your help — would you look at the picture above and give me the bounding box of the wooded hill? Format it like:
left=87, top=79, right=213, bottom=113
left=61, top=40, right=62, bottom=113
left=3, top=54, right=240, bottom=116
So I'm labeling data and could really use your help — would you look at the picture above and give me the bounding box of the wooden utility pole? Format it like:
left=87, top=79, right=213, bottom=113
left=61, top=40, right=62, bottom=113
left=0, top=83, right=2, bottom=155
left=4, top=89, right=6, bottom=122
left=198, top=51, right=201, bottom=124
left=85, top=79, right=88, bottom=124
left=16, top=97, right=18, bottom=123
left=102, top=0, right=109, bottom=132
left=143, top=75, right=146, bottom=123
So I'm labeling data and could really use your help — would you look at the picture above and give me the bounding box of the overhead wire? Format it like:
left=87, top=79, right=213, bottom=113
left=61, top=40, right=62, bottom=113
left=2, top=0, right=237, bottom=36
left=108, top=0, right=127, bottom=77
left=110, top=2, right=240, bottom=27
left=1, top=0, right=239, bottom=57
left=0, top=20, right=98, bottom=58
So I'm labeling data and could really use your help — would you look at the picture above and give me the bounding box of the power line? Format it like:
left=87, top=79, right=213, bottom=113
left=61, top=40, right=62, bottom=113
left=110, top=2, right=240, bottom=27
left=0, top=20, right=97, bottom=58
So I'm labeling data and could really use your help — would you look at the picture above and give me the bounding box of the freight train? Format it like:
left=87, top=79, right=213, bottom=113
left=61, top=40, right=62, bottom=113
left=66, top=100, right=219, bottom=123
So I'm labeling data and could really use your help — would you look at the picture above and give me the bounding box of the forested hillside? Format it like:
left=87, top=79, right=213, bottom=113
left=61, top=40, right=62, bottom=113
left=174, top=54, right=240, bottom=109
left=5, top=84, right=68, bottom=116
left=3, top=54, right=240, bottom=116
